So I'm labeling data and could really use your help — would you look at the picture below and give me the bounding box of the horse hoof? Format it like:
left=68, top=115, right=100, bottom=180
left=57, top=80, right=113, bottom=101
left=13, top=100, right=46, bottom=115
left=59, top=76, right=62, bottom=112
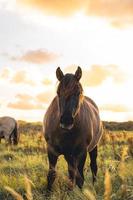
left=92, top=178, right=97, bottom=185
left=67, top=181, right=74, bottom=191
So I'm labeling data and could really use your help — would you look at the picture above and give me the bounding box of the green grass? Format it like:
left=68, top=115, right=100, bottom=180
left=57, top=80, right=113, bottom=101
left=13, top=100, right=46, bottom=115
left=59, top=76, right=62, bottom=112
left=0, top=130, right=133, bottom=200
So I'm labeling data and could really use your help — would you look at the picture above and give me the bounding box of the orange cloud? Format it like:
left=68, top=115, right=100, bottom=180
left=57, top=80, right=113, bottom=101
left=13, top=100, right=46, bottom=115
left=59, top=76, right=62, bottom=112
left=111, top=18, right=133, bottom=28
left=7, top=93, right=45, bottom=110
left=12, top=49, right=59, bottom=64
left=0, top=68, right=10, bottom=79
left=36, top=91, right=55, bottom=104
left=88, top=1, right=133, bottom=28
left=19, top=0, right=133, bottom=27
left=16, top=94, right=32, bottom=101
left=19, top=0, right=88, bottom=16
left=100, top=104, right=131, bottom=113
left=64, top=65, right=125, bottom=87
left=7, top=91, right=55, bottom=110
left=88, top=0, right=133, bottom=18
left=11, top=70, right=35, bottom=86
left=42, top=79, right=52, bottom=85
left=8, top=101, right=44, bottom=110
left=83, top=65, right=109, bottom=87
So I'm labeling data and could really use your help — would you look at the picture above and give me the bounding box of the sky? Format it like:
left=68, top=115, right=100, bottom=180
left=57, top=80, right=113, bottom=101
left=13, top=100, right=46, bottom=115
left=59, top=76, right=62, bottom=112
left=0, top=0, right=133, bottom=122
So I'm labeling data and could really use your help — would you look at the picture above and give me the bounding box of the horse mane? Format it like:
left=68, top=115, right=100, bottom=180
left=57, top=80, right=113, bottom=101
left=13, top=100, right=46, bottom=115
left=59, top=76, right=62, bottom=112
left=57, top=74, right=83, bottom=98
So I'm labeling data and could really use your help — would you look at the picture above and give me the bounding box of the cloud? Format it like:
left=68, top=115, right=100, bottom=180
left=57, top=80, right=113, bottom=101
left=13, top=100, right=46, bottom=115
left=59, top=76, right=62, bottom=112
left=15, top=94, right=32, bottom=101
left=42, top=78, right=52, bottom=85
left=36, top=91, right=55, bottom=104
left=19, top=0, right=88, bottom=16
left=100, top=104, right=131, bottom=113
left=64, top=64, right=125, bottom=87
left=8, top=101, right=44, bottom=110
left=11, top=70, right=35, bottom=85
left=110, top=18, right=133, bottom=28
left=88, top=1, right=133, bottom=28
left=88, top=0, right=133, bottom=18
left=82, top=65, right=110, bottom=87
left=0, top=68, right=10, bottom=79
left=11, top=49, right=59, bottom=64
left=7, top=90, right=55, bottom=110
left=19, top=0, right=133, bottom=27
left=7, top=93, right=45, bottom=110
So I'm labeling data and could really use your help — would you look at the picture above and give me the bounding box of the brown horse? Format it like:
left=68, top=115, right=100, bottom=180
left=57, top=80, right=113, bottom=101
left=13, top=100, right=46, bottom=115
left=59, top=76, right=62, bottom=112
left=43, top=67, right=103, bottom=190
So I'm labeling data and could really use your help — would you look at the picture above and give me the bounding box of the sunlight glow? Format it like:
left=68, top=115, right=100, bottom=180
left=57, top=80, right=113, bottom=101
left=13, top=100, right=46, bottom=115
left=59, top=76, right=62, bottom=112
left=0, top=0, right=133, bottom=121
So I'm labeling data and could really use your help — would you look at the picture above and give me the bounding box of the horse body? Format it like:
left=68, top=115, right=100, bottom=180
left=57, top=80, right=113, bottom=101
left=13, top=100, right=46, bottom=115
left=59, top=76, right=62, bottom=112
left=0, top=116, right=19, bottom=145
left=44, top=96, right=102, bottom=154
left=43, top=67, right=103, bottom=190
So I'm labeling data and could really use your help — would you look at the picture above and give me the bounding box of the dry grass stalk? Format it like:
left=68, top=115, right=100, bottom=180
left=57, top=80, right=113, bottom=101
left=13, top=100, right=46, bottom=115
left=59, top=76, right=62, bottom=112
left=84, top=189, right=96, bottom=200
left=119, top=146, right=128, bottom=181
left=121, top=146, right=128, bottom=162
left=5, top=186, right=23, bottom=200
left=104, top=169, right=112, bottom=200
left=24, top=176, right=34, bottom=200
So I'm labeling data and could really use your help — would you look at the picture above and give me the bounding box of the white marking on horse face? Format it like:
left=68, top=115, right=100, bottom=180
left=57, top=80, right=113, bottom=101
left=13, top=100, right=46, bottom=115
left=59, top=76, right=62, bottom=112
left=60, top=123, right=73, bottom=130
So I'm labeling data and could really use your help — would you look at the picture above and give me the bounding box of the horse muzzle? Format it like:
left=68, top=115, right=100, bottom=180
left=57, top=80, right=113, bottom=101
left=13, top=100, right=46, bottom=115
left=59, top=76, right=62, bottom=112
left=60, top=123, right=74, bottom=130
left=60, top=114, right=74, bottom=130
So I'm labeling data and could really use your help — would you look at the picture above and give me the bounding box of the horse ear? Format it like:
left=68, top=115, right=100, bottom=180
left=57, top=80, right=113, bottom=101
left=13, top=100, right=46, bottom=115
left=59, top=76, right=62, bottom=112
left=75, top=66, right=82, bottom=81
left=56, top=67, right=64, bottom=81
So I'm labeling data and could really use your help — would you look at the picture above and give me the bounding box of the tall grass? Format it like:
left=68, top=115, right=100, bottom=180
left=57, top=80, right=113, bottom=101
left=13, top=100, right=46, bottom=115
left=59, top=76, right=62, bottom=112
left=5, top=176, right=34, bottom=200
left=104, top=170, right=112, bottom=200
left=0, top=125, right=132, bottom=200
left=5, top=186, right=23, bottom=200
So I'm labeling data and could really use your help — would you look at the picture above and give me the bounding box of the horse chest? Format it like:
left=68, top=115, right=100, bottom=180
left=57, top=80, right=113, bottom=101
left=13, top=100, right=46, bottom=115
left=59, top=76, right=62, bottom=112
left=53, top=131, right=83, bottom=155
left=54, top=134, right=73, bottom=145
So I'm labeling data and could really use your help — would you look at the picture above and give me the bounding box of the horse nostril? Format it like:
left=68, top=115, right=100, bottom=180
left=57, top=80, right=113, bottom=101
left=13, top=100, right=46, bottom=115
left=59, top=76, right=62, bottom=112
left=60, top=114, right=73, bottom=126
left=69, top=116, right=74, bottom=124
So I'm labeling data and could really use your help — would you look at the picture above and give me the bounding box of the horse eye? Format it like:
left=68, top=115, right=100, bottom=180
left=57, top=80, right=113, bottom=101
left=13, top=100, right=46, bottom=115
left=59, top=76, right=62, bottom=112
left=76, top=92, right=80, bottom=96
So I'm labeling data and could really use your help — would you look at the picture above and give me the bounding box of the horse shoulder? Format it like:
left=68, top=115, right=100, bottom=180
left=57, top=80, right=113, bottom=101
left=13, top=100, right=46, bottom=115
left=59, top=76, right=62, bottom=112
left=43, top=97, right=59, bottom=140
left=79, top=97, right=99, bottom=124
left=84, top=96, right=99, bottom=111
left=77, top=97, right=101, bottom=145
left=82, top=97, right=103, bottom=150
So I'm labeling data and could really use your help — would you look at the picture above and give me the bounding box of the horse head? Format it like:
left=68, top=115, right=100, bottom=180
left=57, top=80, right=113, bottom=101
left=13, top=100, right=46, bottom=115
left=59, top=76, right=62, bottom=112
left=56, top=66, right=83, bottom=130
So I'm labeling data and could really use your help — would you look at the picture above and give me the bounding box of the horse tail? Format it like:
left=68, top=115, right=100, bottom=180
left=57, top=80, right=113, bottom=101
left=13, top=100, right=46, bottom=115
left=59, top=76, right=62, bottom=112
left=11, top=121, right=19, bottom=145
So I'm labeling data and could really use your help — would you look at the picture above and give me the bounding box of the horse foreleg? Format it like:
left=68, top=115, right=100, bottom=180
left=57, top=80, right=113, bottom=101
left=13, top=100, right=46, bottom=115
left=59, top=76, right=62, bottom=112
left=76, top=151, right=87, bottom=188
left=89, top=146, right=98, bottom=184
left=65, top=155, right=77, bottom=189
left=47, top=148, right=58, bottom=191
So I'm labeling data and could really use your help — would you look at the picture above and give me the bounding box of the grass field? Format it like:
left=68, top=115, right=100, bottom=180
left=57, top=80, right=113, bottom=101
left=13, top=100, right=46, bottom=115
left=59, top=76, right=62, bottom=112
left=0, top=124, right=133, bottom=200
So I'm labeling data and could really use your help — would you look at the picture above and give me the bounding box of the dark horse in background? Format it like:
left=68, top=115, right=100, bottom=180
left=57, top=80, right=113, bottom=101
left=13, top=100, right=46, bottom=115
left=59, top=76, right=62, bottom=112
left=0, top=116, right=19, bottom=145
left=43, top=67, right=103, bottom=190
